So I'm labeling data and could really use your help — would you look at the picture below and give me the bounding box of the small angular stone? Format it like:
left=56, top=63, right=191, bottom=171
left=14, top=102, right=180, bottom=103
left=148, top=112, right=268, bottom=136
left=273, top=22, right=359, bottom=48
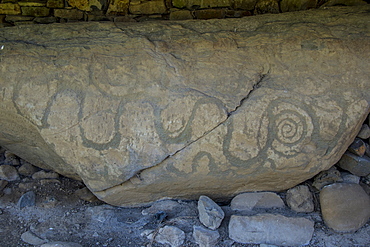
left=286, top=185, right=314, bottom=212
left=365, top=143, right=370, bottom=157
left=313, top=166, right=342, bottom=190
left=231, top=192, right=285, bottom=211
left=198, top=195, right=225, bottom=230
left=193, top=225, right=220, bottom=247
left=21, top=231, right=47, bottom=245
left=341, top=173, right=360, bottom=184
left=0, top=165, right=20, bottom=181
left=18, top=191, right=36, bottom=209
left=32, top=170, right=59, bottom=179
left=338, top=152, right=370, bottom=176
left=147, top=226, right=185, bottom=247
left=280, top=0, right=317, bottom=12
left=229, top=214, right=314, bottom=246
left=320, top=183, right=370, bottom=232
left=18, top=162, right=38, bottom=177
left=357, top=124, right=370, bottom=139
left=348, top=138, right=366, bottom=156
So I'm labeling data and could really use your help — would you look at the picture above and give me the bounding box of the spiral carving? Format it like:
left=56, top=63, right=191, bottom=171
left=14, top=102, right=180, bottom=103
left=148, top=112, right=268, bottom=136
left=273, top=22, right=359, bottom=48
left=263, top=100, right=314, bottom=157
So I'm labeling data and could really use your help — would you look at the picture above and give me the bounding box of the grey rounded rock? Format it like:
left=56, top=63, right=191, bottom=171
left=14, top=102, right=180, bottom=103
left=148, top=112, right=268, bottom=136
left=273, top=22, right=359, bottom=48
left=18, top=191, right=36, bottom=209
left=320, top=183, right=370, bottom=232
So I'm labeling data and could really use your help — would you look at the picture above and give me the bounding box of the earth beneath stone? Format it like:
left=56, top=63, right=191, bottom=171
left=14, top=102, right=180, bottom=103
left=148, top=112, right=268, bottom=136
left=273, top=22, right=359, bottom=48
left=0, top=174, right=369, bottom=247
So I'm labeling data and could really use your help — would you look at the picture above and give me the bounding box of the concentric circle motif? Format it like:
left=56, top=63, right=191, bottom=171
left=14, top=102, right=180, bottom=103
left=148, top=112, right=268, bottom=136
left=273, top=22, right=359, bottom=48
left=263, top=100, right=314, bottom=157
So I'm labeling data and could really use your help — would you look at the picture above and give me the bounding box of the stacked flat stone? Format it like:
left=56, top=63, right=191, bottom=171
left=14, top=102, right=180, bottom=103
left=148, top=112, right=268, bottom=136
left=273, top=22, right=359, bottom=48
left=1, top=0, right=368, bottom=26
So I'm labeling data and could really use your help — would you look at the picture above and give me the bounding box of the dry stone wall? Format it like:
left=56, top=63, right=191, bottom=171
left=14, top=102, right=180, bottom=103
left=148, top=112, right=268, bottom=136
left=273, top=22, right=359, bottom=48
left=0, top=5, right=370, bottom=206
left=0, top=0, right=368, bottom=26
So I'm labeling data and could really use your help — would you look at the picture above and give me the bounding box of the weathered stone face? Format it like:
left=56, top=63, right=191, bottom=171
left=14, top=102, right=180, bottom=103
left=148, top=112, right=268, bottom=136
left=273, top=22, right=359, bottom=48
left=0, top=6, right=369, bottom=206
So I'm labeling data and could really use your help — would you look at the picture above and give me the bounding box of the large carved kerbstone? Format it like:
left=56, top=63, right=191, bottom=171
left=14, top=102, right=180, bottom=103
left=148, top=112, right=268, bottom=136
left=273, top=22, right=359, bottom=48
left=0, top=6, right=369, bottom=206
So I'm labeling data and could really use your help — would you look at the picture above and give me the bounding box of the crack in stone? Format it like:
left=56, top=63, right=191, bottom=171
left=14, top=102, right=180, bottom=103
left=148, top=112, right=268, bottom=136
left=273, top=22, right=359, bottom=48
left=110, top=71, right=270, bottom=189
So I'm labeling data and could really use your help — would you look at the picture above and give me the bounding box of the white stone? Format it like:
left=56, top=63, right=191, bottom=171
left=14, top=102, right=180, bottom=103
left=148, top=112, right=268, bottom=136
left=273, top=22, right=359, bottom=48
left=198, top=195, right=225, bottom=230
left=230, top=192, right=285, bottom=211
left=229, top=214, right=314, bottom=246
left=193, top=225, right=220, bottom=247
left=147, top=226, right=185, bottom=247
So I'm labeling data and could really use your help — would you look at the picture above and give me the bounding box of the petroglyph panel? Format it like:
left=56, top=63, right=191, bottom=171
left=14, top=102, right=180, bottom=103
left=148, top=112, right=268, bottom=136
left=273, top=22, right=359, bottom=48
left=0, top=6, right=369, bottom=206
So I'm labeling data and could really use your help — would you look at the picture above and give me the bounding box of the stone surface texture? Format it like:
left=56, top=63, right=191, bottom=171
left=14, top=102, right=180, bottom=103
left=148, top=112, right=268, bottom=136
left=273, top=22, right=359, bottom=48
left=230, top=192, right=285, bottom=211
left=229, top=214, right=314, bottom=245
left=320, top=183, right=370, bottom=232
left=0, top=6, right=370, bottom=206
